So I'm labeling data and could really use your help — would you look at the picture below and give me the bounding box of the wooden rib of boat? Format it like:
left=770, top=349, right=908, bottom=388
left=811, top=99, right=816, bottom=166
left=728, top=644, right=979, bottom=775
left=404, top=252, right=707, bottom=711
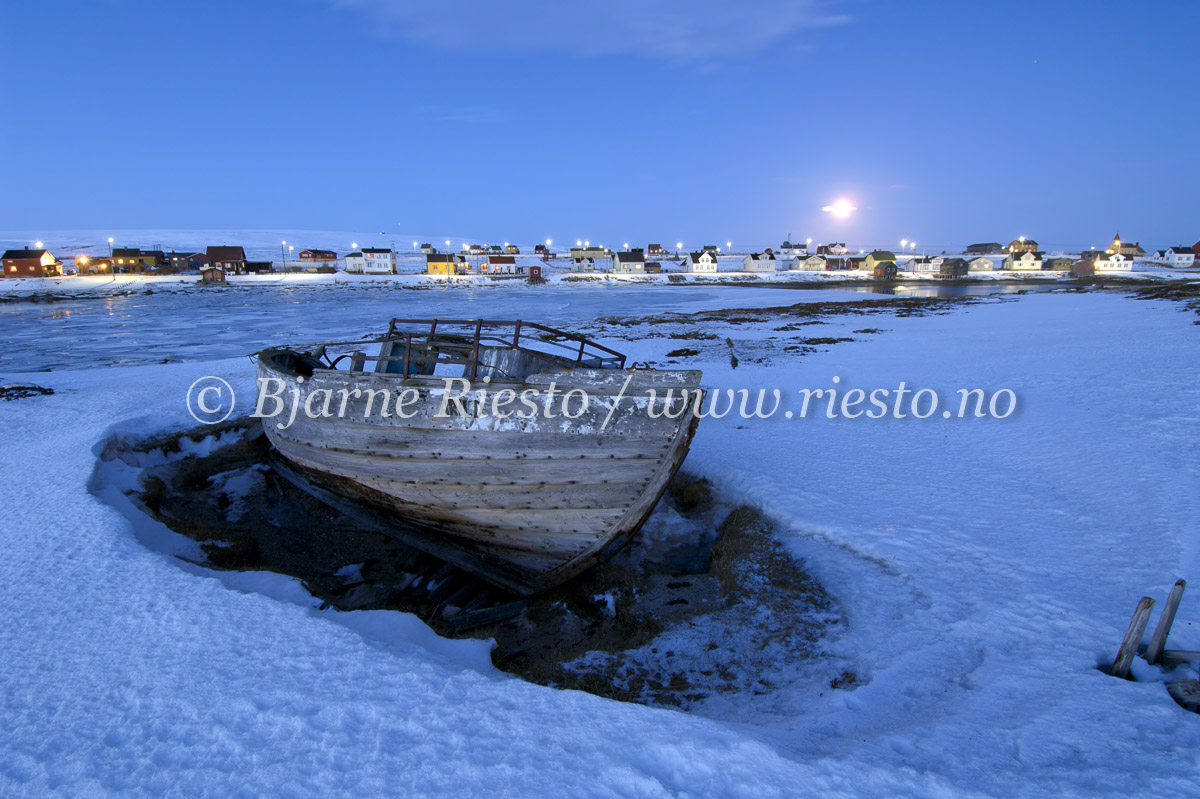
left=256, top=319, right=703, bottom=596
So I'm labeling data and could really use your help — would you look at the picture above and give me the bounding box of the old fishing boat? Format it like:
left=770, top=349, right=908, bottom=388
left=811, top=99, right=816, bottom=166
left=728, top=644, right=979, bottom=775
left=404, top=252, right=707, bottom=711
left=256, top=319, right=703, bottom=595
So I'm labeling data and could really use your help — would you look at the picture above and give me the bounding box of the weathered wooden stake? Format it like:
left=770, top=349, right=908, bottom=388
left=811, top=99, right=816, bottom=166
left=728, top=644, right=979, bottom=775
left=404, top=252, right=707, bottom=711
left=1146, top=579, right=1187, bottom=665
left=1111, top=596, right=1155, bottom=679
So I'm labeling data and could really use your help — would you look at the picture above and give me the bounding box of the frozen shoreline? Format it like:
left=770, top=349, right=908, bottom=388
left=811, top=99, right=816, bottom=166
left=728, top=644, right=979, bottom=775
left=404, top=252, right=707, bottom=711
left=2, top=288, right=1200, bottom=796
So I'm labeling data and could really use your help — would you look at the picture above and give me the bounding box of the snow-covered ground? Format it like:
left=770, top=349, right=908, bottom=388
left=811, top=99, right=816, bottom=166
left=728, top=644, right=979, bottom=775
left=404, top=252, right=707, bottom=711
left=3, top=282, right=1200, bottom=796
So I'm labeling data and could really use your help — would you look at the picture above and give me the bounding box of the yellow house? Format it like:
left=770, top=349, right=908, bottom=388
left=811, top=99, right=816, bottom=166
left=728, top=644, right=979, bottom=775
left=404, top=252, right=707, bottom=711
left=863, top=250, right=897, bottom=271
left=425, top=253, right=463, bottom=276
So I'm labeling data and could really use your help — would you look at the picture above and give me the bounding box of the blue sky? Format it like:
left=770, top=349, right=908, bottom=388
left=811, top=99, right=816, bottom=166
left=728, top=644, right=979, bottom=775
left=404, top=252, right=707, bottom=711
left=2, top=0, right=1197, bottom=252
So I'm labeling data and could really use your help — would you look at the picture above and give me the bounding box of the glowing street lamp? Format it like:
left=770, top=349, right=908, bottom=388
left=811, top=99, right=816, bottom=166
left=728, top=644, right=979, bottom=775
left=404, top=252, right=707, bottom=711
left=901, top=239, right=908, bottom=250
left=726, top=241, right=732, bottom=252
left=35, top=240, right=43, bottom=248
left=546, top=239, right=552, bottom=247
left=576, top=240, right=582, bottom=247
left=108, top=237, right=114, bottom=256
left=281, top=240, right=288, bottom=268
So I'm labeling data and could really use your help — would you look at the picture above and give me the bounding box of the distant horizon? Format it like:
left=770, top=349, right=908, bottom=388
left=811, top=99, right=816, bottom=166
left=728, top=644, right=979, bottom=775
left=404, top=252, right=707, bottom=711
left=4, top=1, right=1199, bottom=248
left=0, top=227, right=1191, bottom=261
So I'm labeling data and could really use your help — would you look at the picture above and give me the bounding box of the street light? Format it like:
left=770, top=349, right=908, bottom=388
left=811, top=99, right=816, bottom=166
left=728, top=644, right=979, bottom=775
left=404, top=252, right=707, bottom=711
left=108, top=237, right=114, bottom=256
left=901, top=239, right=908, bottom=250
left=281, top=240, right=287, bottom=269
left=727, top=241, right=732, bottom=253
left=35, top=240, right=43, bottom=248
left=546, top=239, right=552, bottom=247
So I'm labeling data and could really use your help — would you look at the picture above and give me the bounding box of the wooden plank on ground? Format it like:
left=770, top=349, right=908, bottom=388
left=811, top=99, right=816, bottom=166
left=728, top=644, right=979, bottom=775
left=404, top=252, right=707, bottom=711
left=1146, top=579, right=1186, bottom=665
left=1111, top=596, right=1155, bottom=679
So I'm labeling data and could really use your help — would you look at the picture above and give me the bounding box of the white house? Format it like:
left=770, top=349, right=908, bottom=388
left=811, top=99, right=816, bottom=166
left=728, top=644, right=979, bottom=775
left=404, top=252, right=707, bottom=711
left=742, top=252, right=777, bottom=272
left=791, top=254, right=827, bottom=272
left=1152, top=246, right=1196, bottom=268
left=610, top=251, right=645, bottom=274
left=818, top=242, right=848, bottom=256
left=908, top=256, right=944, bottom=273
left=967, top=256, right=995, bottom=272
left=1094, top=252, right=1133, bottom=272
left=682, top=251, right=719, bottom=273
left=344, top=247, right=396, bottom=274
left=1003, top=250, right=1043, bottom=271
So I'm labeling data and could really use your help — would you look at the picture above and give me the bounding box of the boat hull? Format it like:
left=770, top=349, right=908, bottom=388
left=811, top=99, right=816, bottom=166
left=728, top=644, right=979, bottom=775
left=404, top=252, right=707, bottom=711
left=256, top=356, right=703, bottom=595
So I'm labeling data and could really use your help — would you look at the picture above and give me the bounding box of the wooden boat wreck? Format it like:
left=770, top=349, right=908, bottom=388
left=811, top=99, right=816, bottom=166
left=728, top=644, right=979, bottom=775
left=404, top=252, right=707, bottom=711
left=256, top=319, right=703, bottom=596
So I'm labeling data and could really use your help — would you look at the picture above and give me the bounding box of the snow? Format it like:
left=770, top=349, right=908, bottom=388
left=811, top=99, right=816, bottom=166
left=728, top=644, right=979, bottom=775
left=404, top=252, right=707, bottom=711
left=3, top=278, right=1200, bottom=796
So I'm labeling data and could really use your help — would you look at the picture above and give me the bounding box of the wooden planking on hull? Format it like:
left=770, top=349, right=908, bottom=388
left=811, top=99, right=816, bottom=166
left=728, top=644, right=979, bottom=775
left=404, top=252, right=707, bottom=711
left=270, top=418, right=676, bottom=461
left=269, top=436, right=664, bottom=486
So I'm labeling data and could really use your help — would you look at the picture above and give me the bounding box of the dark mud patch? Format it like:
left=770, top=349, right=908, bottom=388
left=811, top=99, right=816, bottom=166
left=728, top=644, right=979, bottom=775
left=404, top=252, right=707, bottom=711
left=0, top=383, right=54, bottom=401
left=1126, top=280, right=1200, bottom=319
left=593, top=295, right=983, bottom=335
left=101, top=421, right=841, bottom=712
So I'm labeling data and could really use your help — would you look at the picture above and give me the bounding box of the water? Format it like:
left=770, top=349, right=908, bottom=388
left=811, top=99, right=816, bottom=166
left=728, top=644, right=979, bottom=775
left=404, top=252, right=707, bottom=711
left=0, top=280, right=1049, bottom=372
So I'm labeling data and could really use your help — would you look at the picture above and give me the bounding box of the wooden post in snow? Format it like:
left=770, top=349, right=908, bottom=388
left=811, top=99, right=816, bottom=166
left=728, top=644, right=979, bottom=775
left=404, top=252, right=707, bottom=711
left=1111, top=596, right=1155, bottom=679
left=1146, top=579, right=1187, bottom=665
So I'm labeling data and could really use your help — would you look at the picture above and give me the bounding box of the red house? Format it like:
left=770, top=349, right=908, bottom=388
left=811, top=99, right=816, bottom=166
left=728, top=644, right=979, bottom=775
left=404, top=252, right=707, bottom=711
left=299, top=249, right=337, bottom=262
left=2, top=249, right=61, bottom=277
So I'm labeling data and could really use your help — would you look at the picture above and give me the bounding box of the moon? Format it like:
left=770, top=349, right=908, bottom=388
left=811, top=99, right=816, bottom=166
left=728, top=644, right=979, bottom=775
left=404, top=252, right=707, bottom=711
left=822, top=199, right=857, bottom=219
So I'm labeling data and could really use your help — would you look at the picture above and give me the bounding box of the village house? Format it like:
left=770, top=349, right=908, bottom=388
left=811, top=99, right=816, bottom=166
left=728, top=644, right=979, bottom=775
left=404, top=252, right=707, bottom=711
left=1003, top=250, right=1043, bottom=270
left=873, top=263, right=898, bottom=279
left=863, top=250, right=897, bottom=272
left=484, top=255, right=517, bottom=273
left=163, top=251, right=206, bottom=271
left=206, top=246, right=247, bottom=273
left=742, top=251, right=777, bottom=272
left=610, top=250, right=646, bottom=274
left=939, top=258, right=969, bottom=278
left=420, top=243, right=435, bottom=254
left=573, top=258, right=598, bottom=271
left=818, top=242, right=848, bottom=256
left=682, top=251, right=719, bottom=273
left=908, top=255, right=944, bottom=273
left=425, top=253, right=464, bottom=276
left=966, top=242, right=1003, bottom=255
left=1007, top=238, right=1038, bottom=253
left=199, top=265, right=227, bottom=283
left=647, top=243, right=664, bottom=255
left=1094, top=252, right=1133, bottom=271
left=1151, top=246, right=1195, bottom=268
left=1106, top=234, right=1145, bottom=258
left=533, top=243, right=550, bottom=256
left=1070, top=259, right=1096, bottom=278
left=780, top=240, right=809, bottom=256
left=504, top=244, right=520, bottom=255
left=344, top=248, right=396, bottom=274
left=569, top=246, right=607, bottom=261
left=846, top=256, right=866, bottom=271
left=967, top=256, right=994, bottom=272
left=111, top=248, right=164, bottom=272
left=2, top=248, right=61, bottom=277
left=792, top=254, right=827, bottom=272
left=1043, top=257, right=1074, bottom=271
left=299, top=249, right=338, bottom=264
left=75, top=256, right=114, bottom=274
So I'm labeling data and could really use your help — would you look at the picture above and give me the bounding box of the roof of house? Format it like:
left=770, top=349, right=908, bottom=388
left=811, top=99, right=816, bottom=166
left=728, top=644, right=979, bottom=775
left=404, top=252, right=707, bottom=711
left=1167, top=246, right=1194, bottom=254
left=206, top=246, right=246, bottom=260
left=745, top=252, right=775, bottom=261
left=2, top=249, right=49, bottom=259
left=487, top=255, right=516, bottom=264
left=942, top=258, right=968, bottom=267
left=361, top=248, right=391, bottom=254
left=614, top=251, right=644, bottom=262
left=868, top=250, right=896, bottom=260
left=426, top=253, right=455, bottom=262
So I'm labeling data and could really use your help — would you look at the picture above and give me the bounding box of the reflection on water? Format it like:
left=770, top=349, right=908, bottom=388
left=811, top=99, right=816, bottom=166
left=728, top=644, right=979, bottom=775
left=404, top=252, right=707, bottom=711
left=0, top=281, right=1049, bottom=373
